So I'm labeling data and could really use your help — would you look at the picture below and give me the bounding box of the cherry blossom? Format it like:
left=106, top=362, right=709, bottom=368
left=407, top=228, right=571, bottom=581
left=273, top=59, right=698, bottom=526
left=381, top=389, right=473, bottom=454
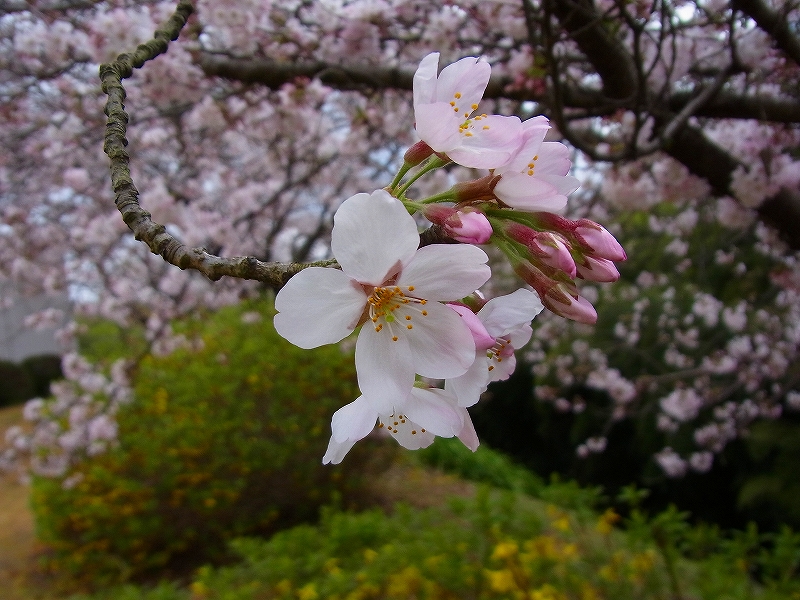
left=493, top=116, right=580, bottom=211
left=413, top=52, right=522, bottom=169
left=446, top=288, right=544, bottom=406
left=322, top=386, right=478, bottom=465
left=274, top=189, right=491, bottom=412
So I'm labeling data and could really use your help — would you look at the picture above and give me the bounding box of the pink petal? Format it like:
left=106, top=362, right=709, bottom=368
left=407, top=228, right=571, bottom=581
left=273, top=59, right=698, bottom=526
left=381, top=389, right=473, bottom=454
left=396, top=244, right=490, bottom=300
left=274, top=267, right=367, bottom=349
left=456, top=409, right=480, bottom=452
left=355, top=325, right=415, bottom=413
left=488, top=352, right=517, bottom=383
left=449, top=304, right=495, bottom=350
left=446, top=114, right=523, bottom=169
left=495, top=115, right=550, bottom=174
left=404, top=300, right=477, bottom=379
left=331, top=190, right=420, bottom=286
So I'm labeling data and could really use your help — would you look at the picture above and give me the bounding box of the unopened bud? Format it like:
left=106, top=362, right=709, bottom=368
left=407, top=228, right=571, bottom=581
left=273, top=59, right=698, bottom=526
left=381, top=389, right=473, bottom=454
left=574, top=221, right=627, bottom=261
left=544, top=292, right=598, bottom=324
left=576, top=257, right=620, bottom=282
left=453, top=174, right=499, bottom=203
left=448, top=304, right=495, bottom=350
left=403, top=141, right=435, bottom=167
left=423, top=207, right=493, bottom=244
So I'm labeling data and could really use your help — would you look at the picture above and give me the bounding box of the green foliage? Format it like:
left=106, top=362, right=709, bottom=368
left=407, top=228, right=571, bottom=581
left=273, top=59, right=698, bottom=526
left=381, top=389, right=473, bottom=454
left=74, top=486, right=799, bottom=600
left=0, top=359, right=36, bottom=406
left=31, top=298, right=390, bottom=587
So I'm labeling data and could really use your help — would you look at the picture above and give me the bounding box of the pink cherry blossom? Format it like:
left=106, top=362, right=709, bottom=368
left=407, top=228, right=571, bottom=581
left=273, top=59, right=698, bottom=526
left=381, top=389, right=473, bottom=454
left=274, top=189, right=491, bottom=412
left=447, top=288, right=544, bottom=406
left=321, top=386, right=479, bottom=464
left=413, top=52, right=522, bottom=169
left=493, top=116, right=580, bottom=211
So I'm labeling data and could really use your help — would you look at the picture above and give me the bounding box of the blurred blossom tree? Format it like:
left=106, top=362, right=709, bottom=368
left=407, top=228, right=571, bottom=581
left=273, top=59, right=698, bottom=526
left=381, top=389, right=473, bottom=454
left=1, top=0, right=799, bottom=482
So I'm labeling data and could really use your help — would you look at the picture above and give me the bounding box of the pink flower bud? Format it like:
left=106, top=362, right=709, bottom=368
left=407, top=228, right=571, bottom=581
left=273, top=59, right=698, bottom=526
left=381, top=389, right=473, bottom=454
left=575, top=221, right=627, bottom=261
left=544, top=292, right=598, bottom=324
left=404, top=140, right=435, bottom=166
left=424, top=206, right=492, bottom=244
left=536, top=233, right=577, bottom=279
left=449, top=304, right=495, bottom=350
left=576, top=257, right=620, bottom=282
left=447, top=211, right=492, bottom=244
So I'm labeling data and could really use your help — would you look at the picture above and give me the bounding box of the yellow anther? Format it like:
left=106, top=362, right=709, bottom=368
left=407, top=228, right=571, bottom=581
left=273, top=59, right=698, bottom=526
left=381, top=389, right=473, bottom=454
left=454, top=92, right=462, bottom=99
left=407, top=324, right=413, bottom=329
left=411, top=430, right=417, bottom=435
left=421, top=310, right=428, bottom=316
left=407, top=285, right=415, bottom=291
left=483, top=125, right=490, bottom=130
left=527, top=170, right=534, bottom=175
left=392, top=336, right=398, bottom=341
left=533, top=154, right=539, bottom=160
left=405, top=315, right=412, bottom=320
left=488, top=365, right=495, bottom=371
left=471, top=103, right=478, bottom=110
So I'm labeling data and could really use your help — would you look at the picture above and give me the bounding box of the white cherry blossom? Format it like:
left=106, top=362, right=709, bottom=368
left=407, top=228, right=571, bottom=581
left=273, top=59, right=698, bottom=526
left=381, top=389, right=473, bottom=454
left=274, top=189, right=491, bottom=412
left=446, top=288, right=544, bottom=406
left=413, top=52, right=523, bottom=169
left=322, top=386, right=479, bottom=464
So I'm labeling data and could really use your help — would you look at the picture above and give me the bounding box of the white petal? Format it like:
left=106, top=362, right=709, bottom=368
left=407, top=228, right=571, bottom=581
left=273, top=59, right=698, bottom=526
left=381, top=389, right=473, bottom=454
left=413, top=52, right=440, bottom=109
left=355, top=325, right=415, bottom=414
left=322, top=437, right=357, bottom=464
left=404, top=387, right=464, bottom=437
left=330, top=396, right=379, bottom=443
left=414, top=102, right=462, bottom=152
left=331, top=190, right=420, bottom=286
left=445, top=358, right=490, bottom=407
left=404, top=301, right=476, bottom=379
left=396, top=244, right=490, bottom=300
left=456, top=409, right=480, bottom=452
left=479, top=288, right=543, bottom=338
left=274, top=268, right=367, bottom=349
left=489, top=352, right=517, bottom=383
left=433, top=56, right=490, bottom=106
left=386, top=419, right=436, bottom=450
left=508, top=323, right=533, bottom=349
left=493, top=173, right=568, bottom=212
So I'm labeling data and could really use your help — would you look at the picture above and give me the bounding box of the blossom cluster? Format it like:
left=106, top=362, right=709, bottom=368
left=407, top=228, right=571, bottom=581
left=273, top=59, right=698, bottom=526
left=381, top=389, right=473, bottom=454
left=273, top=53, right=625, bottom=462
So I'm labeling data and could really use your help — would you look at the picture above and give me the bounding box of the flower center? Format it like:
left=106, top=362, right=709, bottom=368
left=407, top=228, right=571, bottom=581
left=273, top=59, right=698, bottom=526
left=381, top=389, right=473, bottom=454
left=378, top=413, right=426, bottom=436
left=486, top=336, right=513, bottom=372
left=458, top=113, right=490, bottom=138
left=367, top=285, right=428, bottom=341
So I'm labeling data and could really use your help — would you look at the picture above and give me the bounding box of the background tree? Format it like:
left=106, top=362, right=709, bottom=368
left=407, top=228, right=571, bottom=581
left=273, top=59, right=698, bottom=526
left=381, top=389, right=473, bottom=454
left=1, top=0, right=798, bottom=502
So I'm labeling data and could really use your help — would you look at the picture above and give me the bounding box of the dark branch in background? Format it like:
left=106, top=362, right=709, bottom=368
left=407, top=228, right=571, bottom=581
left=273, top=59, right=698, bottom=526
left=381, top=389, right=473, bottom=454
left=199, top=54, right=800, bottom=123
left=99, top=0, right=335, bottom=289
left=732, top=0, right=800, bottom=67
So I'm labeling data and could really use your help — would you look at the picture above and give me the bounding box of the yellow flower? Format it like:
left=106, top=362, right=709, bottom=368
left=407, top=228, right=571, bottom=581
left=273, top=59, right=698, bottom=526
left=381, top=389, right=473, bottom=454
left=485, top=568, right=517, bottom=593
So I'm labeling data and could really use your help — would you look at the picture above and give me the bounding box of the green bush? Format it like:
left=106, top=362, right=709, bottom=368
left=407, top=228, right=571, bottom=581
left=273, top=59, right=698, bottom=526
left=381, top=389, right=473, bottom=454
left=76, top=488, right=798, bottom=600
left=31, top=298, right=391, bottom=587
left=0, top=358, right=36, bottom=406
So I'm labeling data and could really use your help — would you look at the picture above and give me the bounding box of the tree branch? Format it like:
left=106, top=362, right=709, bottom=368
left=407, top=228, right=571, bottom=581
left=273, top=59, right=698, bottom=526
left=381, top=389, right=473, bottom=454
left=99, top=0, right=329, bottom=289
left=731, top=0, right=800, bottom=67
